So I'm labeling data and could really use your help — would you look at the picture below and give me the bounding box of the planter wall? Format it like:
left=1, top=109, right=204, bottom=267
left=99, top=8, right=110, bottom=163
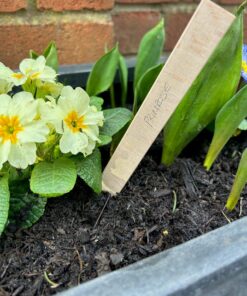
left=59, top=217, right=247, bottom=296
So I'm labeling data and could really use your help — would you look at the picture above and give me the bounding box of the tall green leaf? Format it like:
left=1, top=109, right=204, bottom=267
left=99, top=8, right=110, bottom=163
left=43, top=42, right=58, bottom=72
left=0, top=174, right=9, bottom=236
left=8, top=181, right=47, bottom=229
left=205, top=85, right=247, bottom=170
left=226, top=149, right=247, bottom=211
left=119, top=54, right=128, bottom=106
left=162, top=12, right=243, bottom=165
left=86, top=45, right=120, bottom=96
left=100, top=108, right=132, bottom=137
left=134, top=19, right=165, bottom=88
left=73, top=148, right=102, bottom=193
left=30, top=158, right=77, bottom=197
left=134, top=63, right=163, bottom=113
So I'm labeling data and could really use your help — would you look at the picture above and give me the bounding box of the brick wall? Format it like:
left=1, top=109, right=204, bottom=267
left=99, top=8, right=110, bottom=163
left=0, top=0, right=244, bottom=68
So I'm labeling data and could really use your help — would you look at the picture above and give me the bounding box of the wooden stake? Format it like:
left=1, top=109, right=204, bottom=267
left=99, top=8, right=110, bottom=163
left=102, top=0, right=235, bottom=195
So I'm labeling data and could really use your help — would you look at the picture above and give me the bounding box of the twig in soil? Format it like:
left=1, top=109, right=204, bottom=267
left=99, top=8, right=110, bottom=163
left=12, top=285, right=24, bottom=296
left=221, top=210, right=232, bottom=223
left=146, top=225, right=158, bottom=244
left=172, top=190, right=177, bottom=213
left=239, top=197, right=243, bottom=217
left=43, top=271, right=60, bottom=289
left=75, top=249, right=84, bottom=285
left=94, top=195, right=111, bottom=229
left=0, top=261, right=11, bottom=279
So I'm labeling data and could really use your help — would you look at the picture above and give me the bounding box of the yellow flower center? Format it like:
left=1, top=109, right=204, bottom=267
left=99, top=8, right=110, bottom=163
left=11, top=73, right=25, bottom=80
left=30, top=72, right=41, bottom=80
left=64, top=111, right=86, bottom=133
left=242, top=61, right=247, bottom=73
left=0, top=115, right=23, bottom=144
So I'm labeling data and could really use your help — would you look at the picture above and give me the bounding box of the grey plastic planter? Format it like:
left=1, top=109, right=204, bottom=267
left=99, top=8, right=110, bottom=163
left=57, top=62, right=247, bottom=296
left=59, top=217, right=247, bottom=296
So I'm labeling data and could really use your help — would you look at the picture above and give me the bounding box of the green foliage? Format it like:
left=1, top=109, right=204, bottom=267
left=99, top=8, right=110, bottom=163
left=86, top=45, right=120, bottom=96
left=90, top=96, right=104, bottom=111
left=30, top=158, right=77, bottom=197
left=226, top=149, right=247, bottom=210
left=43, top=42, right=59, bottom=72
left=162, top=12, right=243, bottom=166
left=8, top=181, right=47, bottom=229
left=134, top=19, right=165, bottom=89
left=205, top=85, right=247, bottom=170
left=29, top=41, right=58, bottom=72
left=119, top=54, right=128, bottom=107
left=134, top=64, right=163, bottom=112
left=73, top=148, right=102, bottom=193
left=0, top=174, right=10, bottom=236
left=100, top=108, right=133, bottom=137
left=98, top=134, right=112, bottom=147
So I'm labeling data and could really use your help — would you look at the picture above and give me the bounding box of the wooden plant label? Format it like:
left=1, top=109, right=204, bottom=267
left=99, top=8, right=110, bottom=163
left=102, top=0, right=235, bottom=195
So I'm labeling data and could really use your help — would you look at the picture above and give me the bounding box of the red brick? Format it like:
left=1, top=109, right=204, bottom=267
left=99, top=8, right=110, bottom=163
left=165, top=12, right=193, bottom=51
left=116, top=0, right=198, bottom=3
left=113, top=11, right=161, bottom=54
left=0, top=21, right=114, bottom=69
left=116, top=0, right=176, bottom=3
left=218, top=0, right=241, bottom=4
left=37, top=0, right=114, bottom=11
left=0, top=0, right=26, bottom=12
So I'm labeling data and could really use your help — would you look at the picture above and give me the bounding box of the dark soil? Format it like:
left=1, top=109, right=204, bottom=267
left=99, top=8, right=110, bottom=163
left=1, top=132, right=247, bottom=296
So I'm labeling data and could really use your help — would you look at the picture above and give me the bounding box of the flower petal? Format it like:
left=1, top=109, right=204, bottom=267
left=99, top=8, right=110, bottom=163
left=18, top=121, right=49, bottom=143
left=0, top=94, right=11, bottom=115
left=38, top=99, right=63, bottom=133
left=59, top=86, right=90, bottom=115
left=60, top=129, right=88, bottom=155
left=0, top=140, right=11, bottom=169
left=82, top=139, right=96, bottom=157
left=83, top=125, right=99, bottom=141
left=39, top=66, right=57, bottom=82
left=84, top=108, right=104, bottom=126
left=10, top=92, right=37, bottom=124
left=8, top=142, right=36, bottom=169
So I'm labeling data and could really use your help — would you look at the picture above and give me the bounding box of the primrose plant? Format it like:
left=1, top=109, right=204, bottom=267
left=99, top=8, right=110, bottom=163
left=0, top=43, right=132, bottom=235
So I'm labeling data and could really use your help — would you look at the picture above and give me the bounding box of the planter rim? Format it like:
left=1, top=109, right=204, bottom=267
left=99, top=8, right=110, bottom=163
left=58, top=216, right=247, bottom=296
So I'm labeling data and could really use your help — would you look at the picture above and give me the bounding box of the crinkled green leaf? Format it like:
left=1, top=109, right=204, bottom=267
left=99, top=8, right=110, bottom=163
left=90, top=96, right=104, bottom=111
left=134, top=19, right=165, bottom=88
left=226, top=149, right=247, bottom=211
left=134, top=63, right=163, bottom=112
left=205, top=85, right=247, bottom=169
left=100, top=108, right=132, bottom=137
left=162, top=12, right=243, bottom=166
left=86, top=45, right=119, bottom=96
left=98, top=134, right=112, bottom=146
left=30, top=158, right=77, bottom=197
left=73, top=148, right=102, bottom=193
left=119, top=54, right=128, bottom=106
left=0, top=174, right=9, bottom=236
left=43, top=41, right=58, bottom=72
left=8, top=181, right=47, bottom=229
